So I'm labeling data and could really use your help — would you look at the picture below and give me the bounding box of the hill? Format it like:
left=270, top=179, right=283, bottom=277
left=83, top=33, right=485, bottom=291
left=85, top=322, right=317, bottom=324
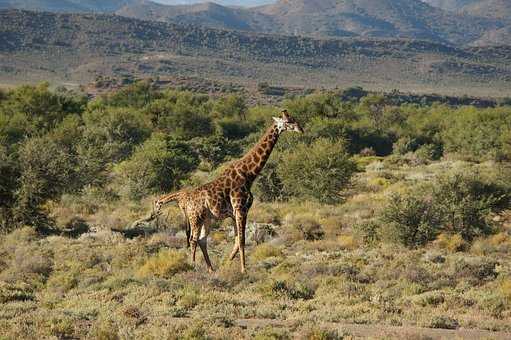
left=252, top=0, right=501, bottom=45
left=116, top=2, right=274, bottom=31
left=422, top=0, right=511, bottom=20
left=0, top=0, right=140, bottom=12
left=421, top=0, right=478, bottom=11
left=117, top=0, right=505, bottom=45
left=2, top=0, right=509, bottom=46
left=153, top=0, right=275, bottom=6
left=461, top=0, right=511, bottom=20
left=1, top=9, right=511, bottom=96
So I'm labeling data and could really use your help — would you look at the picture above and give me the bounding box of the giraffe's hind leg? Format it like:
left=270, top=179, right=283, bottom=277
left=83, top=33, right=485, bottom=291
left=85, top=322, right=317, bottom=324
left=181, top=209, right=191, bottom=249
left=185, top=220, right=191, bottom=249
left=229, top=226, right=239, bottom=260
left=198, top=222, right=214, bottom=273
left=189, top=219, right=200, bottom=265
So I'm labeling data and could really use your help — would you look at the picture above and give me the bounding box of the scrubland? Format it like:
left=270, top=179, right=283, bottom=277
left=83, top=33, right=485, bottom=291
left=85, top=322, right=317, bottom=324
left=1, top=82, right=511, bottom=338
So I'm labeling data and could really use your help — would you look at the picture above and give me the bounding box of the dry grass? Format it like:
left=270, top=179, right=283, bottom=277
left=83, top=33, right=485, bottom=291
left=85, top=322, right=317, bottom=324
left=137, top=249, right=192, bottom=278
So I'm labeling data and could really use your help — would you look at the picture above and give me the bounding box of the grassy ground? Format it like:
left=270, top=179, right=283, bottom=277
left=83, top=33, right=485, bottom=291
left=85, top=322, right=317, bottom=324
left=1, top=159, right=511, bottom=339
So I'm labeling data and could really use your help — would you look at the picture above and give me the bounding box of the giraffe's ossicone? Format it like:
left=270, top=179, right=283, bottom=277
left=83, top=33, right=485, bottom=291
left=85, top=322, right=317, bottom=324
left=153, top=110, right=303, bottom=273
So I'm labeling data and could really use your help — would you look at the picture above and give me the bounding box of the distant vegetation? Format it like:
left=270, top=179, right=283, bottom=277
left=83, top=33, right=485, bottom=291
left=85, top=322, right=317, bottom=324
left=1, top=80, right=510, bottom=233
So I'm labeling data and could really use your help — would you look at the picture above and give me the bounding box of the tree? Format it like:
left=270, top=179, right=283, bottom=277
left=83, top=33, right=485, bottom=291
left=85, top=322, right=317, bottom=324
left=104, top=80, right=160, bottom=108
left=213, top=94, right=247, bottom=120
left=0, top=145, right=19, bottom=232
left=15, top=136, right=75, bottom=226
left=147, top=98, right=214, bottom=139
left=82, top=107, right=151, bottom=162
left=117, top=133, right=200, bottom=199
left=277, top=139, right=356, bottom=203
left=192, top=135, right=242, bottom=167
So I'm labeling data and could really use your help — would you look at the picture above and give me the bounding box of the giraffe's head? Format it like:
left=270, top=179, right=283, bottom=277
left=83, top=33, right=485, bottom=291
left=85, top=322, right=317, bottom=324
left=273, top=110, right=304, bottom=133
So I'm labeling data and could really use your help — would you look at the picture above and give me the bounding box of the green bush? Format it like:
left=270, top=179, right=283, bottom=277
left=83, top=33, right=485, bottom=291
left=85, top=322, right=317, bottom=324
left=216, top=118, right=256, bottom=140
left=431, top=173, right=506, bottom=240
left=353, top=220, right=381, bottom=246
left=82, top=107, right=151, bottom=162
left=149, top=99, right=214, bottom=139
left=253, top=159, right=285, bottom=202
left=0, top=145, right=18, bottom=232
left=213, top=94, right=247, bottom=119
left=441, top=107, right=511, bottom=160
left=192, top=135, right=242, bottom=167
left=277, top=139, right=356, bottom=203
left=381, top=192, right=441, bottom=248
left=380, top=172, right=510, bottom=247
left=15, top=136, right=76, bottom=226
left=117, top=133, right=199, bottom=199
left=103, top=80, right=160, bottom=108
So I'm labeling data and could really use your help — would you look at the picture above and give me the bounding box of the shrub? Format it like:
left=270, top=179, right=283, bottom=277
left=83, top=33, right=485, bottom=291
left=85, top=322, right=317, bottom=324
left=428, top=315, right=459, bottom=329
left=82, top=107, right=151, bottom=162
left=277, top=139, right=356, bottom=203
left=285, top=214, right=324, bottom=241
left=104, top=80, right=160, bottom=108
left=431, top=173, right=506, bottom=240
left=213, top=94, right=247, bottom=119
left=252, top=244, right=283, bottom=262
left=435, top=233, right=466, bottom=252
left=415, top=143, right=442, bottom=162
left=353, top=220, right=381, bottom=246
left=442, top=106, right=511, bottom=160
left=0, top=146, right=18, bottom=232
left=0, top=282, right=34, bottom=303
left=192, top=135, right=242, bottom=167
left=117, top=133, right=199, bottom=199
left=14, top=136, right=76, bottom=226
left=299, top=325, right=347, bottom=340
left=160, top=107, right=213, bottom=140
left=381, top=192, right=441, bottom=248
left=271, top=280, right=315, bottom=300
left=380, top=172, right=510, bottom=247
left=253, top=325, right=291, bottom=340
left=253, top=159, right=286, bottom=202
left=216, top=118, right=255, bottom=140
left=338, top=235, right=358, bottom=250
left=137, top=249, right=191, bottom=278
left=500, top=279, right=511, bottom=304
left=182, top=321, right=208, bottom=340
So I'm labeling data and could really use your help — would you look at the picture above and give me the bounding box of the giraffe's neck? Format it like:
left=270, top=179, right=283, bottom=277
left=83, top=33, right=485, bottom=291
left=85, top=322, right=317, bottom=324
left=237, top=121, right=281, bottom=185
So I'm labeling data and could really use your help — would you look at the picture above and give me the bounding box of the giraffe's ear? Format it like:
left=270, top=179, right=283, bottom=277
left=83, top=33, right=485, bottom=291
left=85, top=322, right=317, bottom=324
left=273, top=117, right=283, bottom=123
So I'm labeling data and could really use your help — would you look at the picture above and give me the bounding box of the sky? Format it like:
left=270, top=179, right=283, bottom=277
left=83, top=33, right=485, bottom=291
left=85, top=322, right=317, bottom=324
left=152, top=0, right=276, bottom=7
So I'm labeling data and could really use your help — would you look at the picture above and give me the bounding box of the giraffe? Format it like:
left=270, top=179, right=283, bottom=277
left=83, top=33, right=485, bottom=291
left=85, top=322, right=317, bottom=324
left=152, top=110, right=303, bottom=273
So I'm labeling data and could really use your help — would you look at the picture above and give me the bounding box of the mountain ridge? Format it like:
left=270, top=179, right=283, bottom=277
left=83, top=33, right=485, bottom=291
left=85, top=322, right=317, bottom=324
left=2, top=0, right=510, bottom=46
left=1, top=9, right=510, bottom=97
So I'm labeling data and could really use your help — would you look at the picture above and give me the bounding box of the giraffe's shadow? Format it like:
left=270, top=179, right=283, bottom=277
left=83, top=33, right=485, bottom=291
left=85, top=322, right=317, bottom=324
left=111, top=224, right=159, bottom=239
left=111, top=213, right=162, bottom=239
